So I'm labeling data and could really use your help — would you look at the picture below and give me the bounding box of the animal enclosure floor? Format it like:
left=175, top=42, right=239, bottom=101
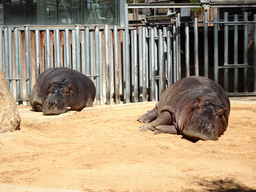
left=0, top=100, right=256, bottom=192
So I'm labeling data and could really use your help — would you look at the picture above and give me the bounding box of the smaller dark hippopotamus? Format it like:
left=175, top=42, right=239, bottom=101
left=138, top=76, right=230, bottom=141
left=30, top=67, right=96, bottom=115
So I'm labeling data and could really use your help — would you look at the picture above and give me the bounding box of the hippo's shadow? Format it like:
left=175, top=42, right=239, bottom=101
left=195, top=177, right=256, bottom=192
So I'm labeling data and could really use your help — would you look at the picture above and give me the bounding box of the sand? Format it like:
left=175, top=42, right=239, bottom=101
left=0, top=99, right=256, bottom=192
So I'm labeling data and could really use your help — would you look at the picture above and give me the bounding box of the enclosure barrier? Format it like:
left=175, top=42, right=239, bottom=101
left=1, top=3, right=256, bottom=105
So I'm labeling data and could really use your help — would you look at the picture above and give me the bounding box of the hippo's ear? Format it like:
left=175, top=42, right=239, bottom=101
left=68, top=84, right=74, bottom=90
left=48, top=83, right=53, bottom=92
left=215, top=108, right=228, bottom=117
left=192, top=97, right=203, bottom=109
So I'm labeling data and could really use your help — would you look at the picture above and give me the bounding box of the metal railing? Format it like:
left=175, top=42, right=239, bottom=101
left=1, top=2, right=256, bottom=106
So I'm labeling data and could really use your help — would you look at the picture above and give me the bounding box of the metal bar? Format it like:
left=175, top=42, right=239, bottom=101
left=45, top=29, right=51, bottom=70
left=244, top=12, right=248, bottom=92
left=167, top=27, right=172, bottom=87
left=14, top=28, right=20, bottom=100
left=99, top=31, right=103, bottom=104
left=75, top=25, right=80, bottom=72
left=218, top=64, right=252, bottom=69
left=224, top=12, right=229, bottom=92
left=139, top=28, right=143, bottom=101
left=72, top=30, right=76, bottom=70
left=177, top=13, right=181, bottom=80
left=185, top=22, right=190, bottom=77
left=234, top=14, right=238, bottom=92
left=54, top=29, right=60, bottom=68
left=114, top=25, right=120, bottom=104
left=159, top=29, right=164, bottom=97
left=142, top=27, right=147, bottom=101
left=154, top=27, right=158, bottom=100
left=4, top=28, right=9, bottom=78
left=35, top=30, right=40, bottom=78
left=128, top=3, right=256, bottom=9
left=124, top=3, right=130, bottom=103
left=64, top=28, right=70, bottom=68
left=214, top=14, right=219, bottom=83
left=133, top=30, right=139, bottom=102
left=204, top=11, right=208, bottom=78
left=85, top=27, right=90, bottom=76
left=89, top=31, right=94, bottom=82
left=8, top=27, right=13, bottom=94
left=194, top=16, right=199, bottom=76
left=150, top=28, right=155, bottom=101
left=81, top=30, right=86, bottom=74
left=105, top=25, right=111, bottom=105
left=0, top=28, right=2, bottom=72
left=173, top=23, right=177, bottom=82
left=95, top=26, right=100, bottom=103
left=254, top=14, right=256, bottom=92
left=163, top=27, right=167, bottom=89
left=25, top=26, right=31, bottom=99
left=18, top=30, right=23, bottom=100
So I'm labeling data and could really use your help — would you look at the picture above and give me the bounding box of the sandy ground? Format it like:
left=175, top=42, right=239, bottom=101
left=0, top=98, right=256, bottom=192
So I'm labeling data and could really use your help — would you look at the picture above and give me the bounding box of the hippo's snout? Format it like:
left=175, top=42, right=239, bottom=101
left=42, top=97, right=68, bottom=115
left=183, top=120, right=219, bottom=141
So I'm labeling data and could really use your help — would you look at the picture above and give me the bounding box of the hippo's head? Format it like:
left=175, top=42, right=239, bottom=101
left=42, top=81, right=75, bottom=115
left=182, top=96, right=229, bottom=141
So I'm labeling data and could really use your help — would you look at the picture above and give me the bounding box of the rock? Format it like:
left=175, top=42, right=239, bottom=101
left=0, top=70, right=21, bottom=133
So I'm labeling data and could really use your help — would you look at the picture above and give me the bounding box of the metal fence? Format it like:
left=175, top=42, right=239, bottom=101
left=1, top=3, right=256, bottom=105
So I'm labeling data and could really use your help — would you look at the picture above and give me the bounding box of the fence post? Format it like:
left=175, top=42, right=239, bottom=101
left=204, top=11, right=209, bottom=78
left=214, top=14, right=219, bottom=83
left=25, top=26, right=31, bottom=100
left=224, top=12, right=229, bottom=92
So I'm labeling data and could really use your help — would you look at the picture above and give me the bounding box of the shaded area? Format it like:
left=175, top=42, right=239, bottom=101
left=195, top=178, right=256, bottom=192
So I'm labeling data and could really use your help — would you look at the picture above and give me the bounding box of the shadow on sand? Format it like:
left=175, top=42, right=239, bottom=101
left=192, top=178, right=256, bottom=192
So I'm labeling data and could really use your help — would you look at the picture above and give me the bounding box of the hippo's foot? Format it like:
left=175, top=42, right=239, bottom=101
left=154, top=125, right=178, bottom=135
left=139, top=124, right=155, bottom=132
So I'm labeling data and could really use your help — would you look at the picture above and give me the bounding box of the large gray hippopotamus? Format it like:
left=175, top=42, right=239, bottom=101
left=30, top=67, right=96, bottom=115
left=138, top=76, right=230, bottom=141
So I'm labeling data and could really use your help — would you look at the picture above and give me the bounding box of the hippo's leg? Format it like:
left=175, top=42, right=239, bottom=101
left=139, top=111, right=173, bottom=132
left=154, top=125, right=177, bottom=135
left=137, top=105, right=158, bottom=124
left=30, top=88, right=42, bottom=112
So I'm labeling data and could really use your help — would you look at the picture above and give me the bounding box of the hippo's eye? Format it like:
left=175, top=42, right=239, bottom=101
left=63, top=88, right=70, bottom=95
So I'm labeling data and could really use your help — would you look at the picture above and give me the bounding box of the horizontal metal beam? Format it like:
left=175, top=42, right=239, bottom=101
left=128, top=3, right=256, bottom=9
left=218, top=64, right=254, bottom=69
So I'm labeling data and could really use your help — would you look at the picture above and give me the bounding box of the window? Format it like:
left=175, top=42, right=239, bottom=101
left=0, top=0, right=121, bottom=25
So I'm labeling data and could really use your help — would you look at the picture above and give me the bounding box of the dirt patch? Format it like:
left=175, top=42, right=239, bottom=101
left=0, top=100, right=256, bottom=192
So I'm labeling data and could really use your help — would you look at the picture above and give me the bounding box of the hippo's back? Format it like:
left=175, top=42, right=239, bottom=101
left=157, top=76, right=230, bottom=117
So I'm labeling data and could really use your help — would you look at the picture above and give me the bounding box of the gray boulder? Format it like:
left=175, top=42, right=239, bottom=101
left=0, top=70, right=21, bottom=133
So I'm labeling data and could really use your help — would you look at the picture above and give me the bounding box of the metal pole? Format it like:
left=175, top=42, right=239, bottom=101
left=185, top=22, right=190, bottom=77
left=114, top=25, right=120, bottom=104
left=105, top=25, right=111, bottom=105
left=150, top=28, right=155, bottom=101
left=234, top=14, right=238, bottom=92
left=244, top=12, right=248, bottom=92
left=204, top=11, right=209, bottom=78
left=35, top=30, right=40, bottom=78
left=159, top=29, right=164, bottom=97
left=25, top=26, right=31, bottom=99
left=214, top=14, right=219, bottom=83
left=194, top=16, right=199, bottom=76
left=45, top=29, right=51, bottom=70
left=254, top=14, right=256, bottom=92
left=54, top=29, right=60, bottom=68
left=224, top=12, right=229, bottom=92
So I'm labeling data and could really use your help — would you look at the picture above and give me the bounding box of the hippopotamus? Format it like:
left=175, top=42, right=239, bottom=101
left=30, top=67, right=96, bottom=115
left=138, top=76, right=230, bottom=141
